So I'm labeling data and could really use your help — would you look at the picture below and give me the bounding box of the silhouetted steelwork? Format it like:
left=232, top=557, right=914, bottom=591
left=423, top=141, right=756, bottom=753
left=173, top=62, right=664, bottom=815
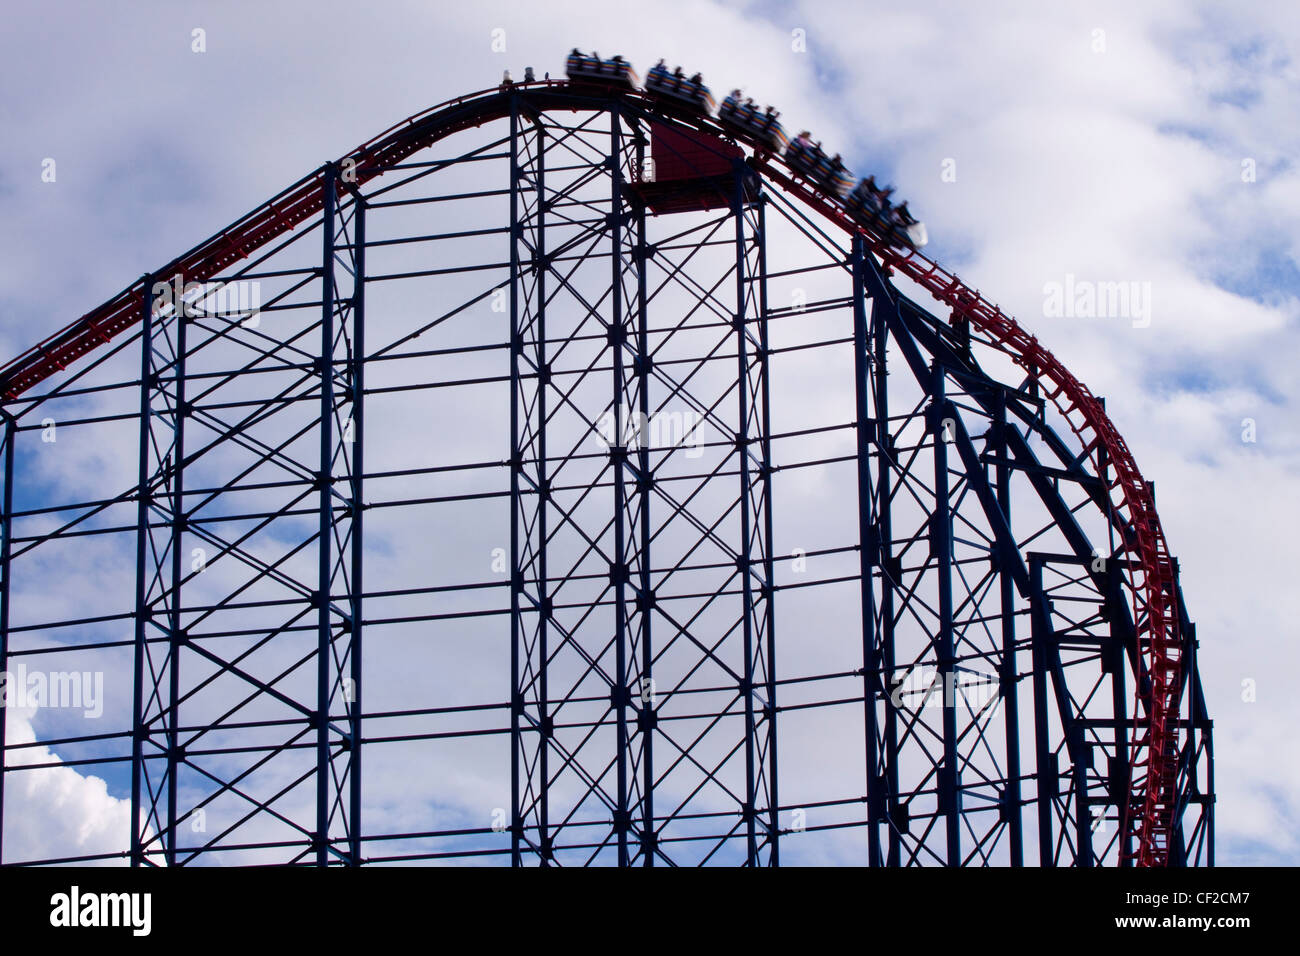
left=0, top=80, right=1212, bottom=866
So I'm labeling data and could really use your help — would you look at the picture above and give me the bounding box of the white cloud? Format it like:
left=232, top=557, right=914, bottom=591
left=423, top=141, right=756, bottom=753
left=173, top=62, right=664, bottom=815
left=0, top=0, right=1296, bottom=865
left=3, top=705, right=136, bottom=865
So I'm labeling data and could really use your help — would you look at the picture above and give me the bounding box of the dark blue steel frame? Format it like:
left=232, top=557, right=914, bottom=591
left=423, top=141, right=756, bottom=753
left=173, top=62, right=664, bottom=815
left=0, top=88, right=1212, bottom=866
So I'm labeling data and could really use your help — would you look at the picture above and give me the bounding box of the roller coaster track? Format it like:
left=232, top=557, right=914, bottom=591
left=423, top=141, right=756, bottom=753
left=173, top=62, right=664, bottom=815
left=0, top=79, right=1183, bottom=866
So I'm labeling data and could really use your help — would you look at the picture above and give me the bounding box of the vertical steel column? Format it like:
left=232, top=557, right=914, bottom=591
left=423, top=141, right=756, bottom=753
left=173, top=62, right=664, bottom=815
left=347, top=196, right=366, bottom=866
left=0, top=414, right=14, bottom=864
left=1030, top=557, right=1054, bottom=864
left=1076, top=733, right=1095, bottom=867
left=1200, top=675, right=1214, bottom=868
left=993, top=395, right=1024, bottom=864
left=511, top=107, right=555, bottom=865
left=165, top=288, right=187, bottom=866
left=733, top=167, right=759, bottom=865
left=1104, top=450, right=1132, bottom=865
left=507, top=96, right=523, bottom=867
left=633, top=129, right=655, bottom=867
left=131, top=278, right=155, bottom=866
left=867, top=274, right=903, bottom=867
left=609, top=107, right=631, bottom=867
left=316, top=165, right=337, bottom=866
left=851, top=237, right=883, bottom=866
left=533, top=118, right=552, bottom=866
left=930, top=362, right=960, bottom=864
left=756, top=194, right=778, bottom=866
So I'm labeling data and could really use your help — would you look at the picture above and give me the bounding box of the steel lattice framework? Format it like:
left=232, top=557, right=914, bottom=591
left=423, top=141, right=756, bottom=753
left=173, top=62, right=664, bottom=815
left=0, top=79, right=1212, bottom=867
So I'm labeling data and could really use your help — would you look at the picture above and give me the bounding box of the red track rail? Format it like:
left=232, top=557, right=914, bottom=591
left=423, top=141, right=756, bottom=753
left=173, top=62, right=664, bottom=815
left=0, top=80, right=1183, bottom=865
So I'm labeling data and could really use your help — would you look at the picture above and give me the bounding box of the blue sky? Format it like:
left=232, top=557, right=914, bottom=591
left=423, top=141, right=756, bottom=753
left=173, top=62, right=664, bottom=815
left=1, top=0, right=1297, bottom=866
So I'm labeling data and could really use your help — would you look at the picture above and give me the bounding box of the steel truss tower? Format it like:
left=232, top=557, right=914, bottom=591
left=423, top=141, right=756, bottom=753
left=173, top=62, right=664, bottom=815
left=0, top=81, right=1212, bottom=866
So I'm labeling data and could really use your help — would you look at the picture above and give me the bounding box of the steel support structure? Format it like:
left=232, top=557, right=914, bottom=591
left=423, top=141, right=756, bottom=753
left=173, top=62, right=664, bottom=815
left=0, top=82, right=1211, bottom=867
left=0, top=414, right=13, bottom=864
left=506, top=100, right=777, bottom=865
left=123, top=166, right=365, bottom=864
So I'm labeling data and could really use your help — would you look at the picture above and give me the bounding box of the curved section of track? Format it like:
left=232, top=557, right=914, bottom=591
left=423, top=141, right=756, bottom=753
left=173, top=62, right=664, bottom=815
left=0, top=78, right=1183, bottom=865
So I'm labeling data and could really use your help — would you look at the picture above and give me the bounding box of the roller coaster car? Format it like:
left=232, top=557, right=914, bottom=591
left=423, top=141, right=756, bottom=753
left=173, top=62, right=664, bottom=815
left=645, top=61, right=717, bottom=115
left=565, top=50, right=639, bottom=88
left=845, top=178, right=924, bottom=248
left=718, top=92, right=789, bottom=153
left=784, top=134, right=854, bottom=199
left=888, top=202, right=928, bottom=250
left=846, top=176, right=891, bottom=224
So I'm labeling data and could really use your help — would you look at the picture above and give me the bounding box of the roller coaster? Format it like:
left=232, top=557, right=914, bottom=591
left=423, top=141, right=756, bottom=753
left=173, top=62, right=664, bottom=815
left=0, top=53, right=1212, bottom=866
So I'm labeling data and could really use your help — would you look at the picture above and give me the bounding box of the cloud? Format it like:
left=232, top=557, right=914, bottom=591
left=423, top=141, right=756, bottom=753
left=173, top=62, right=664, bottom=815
left=3, top=705, right=136, bottom=865
left=0, top=0, right=1296, bottom=865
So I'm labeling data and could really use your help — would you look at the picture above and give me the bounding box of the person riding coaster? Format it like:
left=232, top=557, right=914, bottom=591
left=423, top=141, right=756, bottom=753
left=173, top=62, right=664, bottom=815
left=851, top=176, right=897, bottom=215
left=889, top=202, right=928, bottom=248
left=723, top=91, right=756, bottom=120
left=645, top=61, right=714, bottom=112
left=718, top=91, right=787, bottom=152
left=566, top=49, right=638, bottom=87
left=566, top=51, right=918, bottom=245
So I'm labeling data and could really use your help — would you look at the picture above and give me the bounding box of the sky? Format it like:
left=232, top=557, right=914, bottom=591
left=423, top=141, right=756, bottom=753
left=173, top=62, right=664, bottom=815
left=0, top=0, right=1297, bottom=866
